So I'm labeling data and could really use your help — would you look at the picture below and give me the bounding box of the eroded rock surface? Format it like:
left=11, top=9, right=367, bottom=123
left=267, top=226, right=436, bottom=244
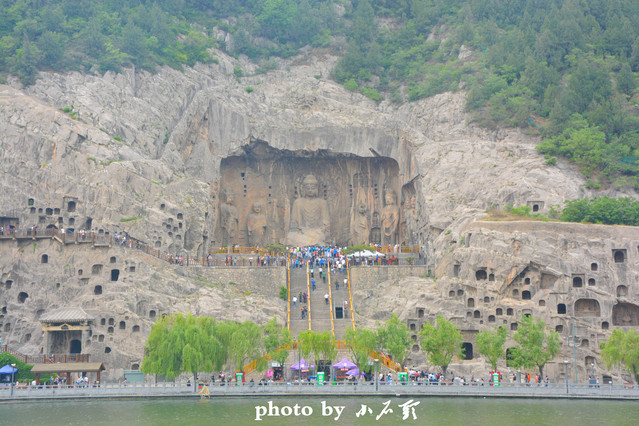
left=1, top=47, right=637, bottom=381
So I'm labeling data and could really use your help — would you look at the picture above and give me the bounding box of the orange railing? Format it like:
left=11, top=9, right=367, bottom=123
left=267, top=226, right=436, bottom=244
left=346, top=259, right=355, bottom=328
left=371, top=245, right=419, bottom=254
left=241, top=340, right=403, bottom=375
left=327, top=264, right=335, bottom=337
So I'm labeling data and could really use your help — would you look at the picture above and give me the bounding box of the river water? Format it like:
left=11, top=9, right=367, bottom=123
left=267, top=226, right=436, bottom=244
left=1, top=396, right=637, bottom=425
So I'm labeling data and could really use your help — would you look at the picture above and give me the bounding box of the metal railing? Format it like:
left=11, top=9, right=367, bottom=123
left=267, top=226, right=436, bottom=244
left=2, top=381, right=638, bottom=399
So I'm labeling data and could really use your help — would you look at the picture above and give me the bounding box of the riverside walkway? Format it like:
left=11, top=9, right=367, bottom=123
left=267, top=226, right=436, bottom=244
left=1, top=381, right=638, bottom=401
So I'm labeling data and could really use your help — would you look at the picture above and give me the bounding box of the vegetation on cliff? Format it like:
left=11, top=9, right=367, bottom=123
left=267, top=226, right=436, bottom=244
left=2, top=0, right=639, bottom=185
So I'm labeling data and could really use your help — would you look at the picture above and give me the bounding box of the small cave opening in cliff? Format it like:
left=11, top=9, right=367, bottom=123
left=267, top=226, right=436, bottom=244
left=215, top=140, right=414, bottom=247
left=94, top=285, right=102, bottom=295
left=41, top=254, right=48, bottom=264
left=581, top=339, right=589, bottom=348
left=70, top=339, right=81, bottom=354
left=617, top=285, right=628, bottom=297
left=475, top=270, right=487, bottom=280
left=105, top=347, right=111, bottom=353
left=149, top=310, right=156, bottom=319
left=17, top=292, right=28, bottom=303
left=572, top=276, right=583, bottom=288
left=613, top=249, right=626, bottom=263
left=133, top=325, right=140, bottom=332
left=67, top=200, right=76, bottom=212
left=461, top=343, right=473, bottom=360
left=555, top=325, right=564, bottom=333
left=591, top=263, right=598, bottom=271
left=557, top=304, right=566, bottom=314
left=6, top=280, right=12, bottom=290
left=467, top=298, right=475, bottom=308
left=488, top=315, right=495, bottom=323
left=111, top=269, right=120, bottom=281
left=496, top=308, right=503, bottom=316
left=119, top=321, right=126, bottom=330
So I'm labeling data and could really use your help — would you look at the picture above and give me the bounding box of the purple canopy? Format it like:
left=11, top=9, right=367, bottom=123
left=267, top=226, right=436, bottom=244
left=332, top=358, right=356, bottom=369
left=346, top=368, right=364, bottom=376
left=290, top=359, right=310, bottom=370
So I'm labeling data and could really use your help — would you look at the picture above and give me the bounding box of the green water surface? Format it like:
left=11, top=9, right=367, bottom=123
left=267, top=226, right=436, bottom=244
left=1, top=396, right=637, bottom=425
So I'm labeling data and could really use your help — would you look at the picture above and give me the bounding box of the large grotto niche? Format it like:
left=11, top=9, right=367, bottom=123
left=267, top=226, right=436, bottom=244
left=215, top=140, right=413, bottom=247
left=612, top=302, right=639, bottom=326
left=574, top=299, right=601, bottom=317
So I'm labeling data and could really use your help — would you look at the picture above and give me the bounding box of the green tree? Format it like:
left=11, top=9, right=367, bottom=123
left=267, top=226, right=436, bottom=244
left=508, top=315, right=560, bottom=377
left=263, top=317, right=291, bottom=375
left=344, top=326, right=377, bottom=373
left=0, top=353, right=54, bottom=383
left=229, top=321, right=264, bottom=372
left=601, top=328, right=639, bottom=384
left=377, top=313, right=412, bottom=368
left=617, top=63, right=637, bottom=97
left=419, top=315, right=463, bottom=375
left=475, top=325, right=508, bottom=370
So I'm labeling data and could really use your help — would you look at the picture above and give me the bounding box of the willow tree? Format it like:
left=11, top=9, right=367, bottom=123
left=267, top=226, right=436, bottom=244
left=263, top=317, right=292, bottom=376
left=601, top=328, right=639, bottom=384
left=419, top=315, right=464, bottom=376
left=344, top=326, right=376, bottom=372
left=229, top=321, right=264, bottom=372
left=141, top=313, right=185, bottom=380
left=376, top=313, right=412, bottom=368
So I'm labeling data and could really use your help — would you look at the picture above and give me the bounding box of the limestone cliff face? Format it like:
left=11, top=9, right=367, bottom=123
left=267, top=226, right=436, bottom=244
left=0, top=47, right=637, bottom=380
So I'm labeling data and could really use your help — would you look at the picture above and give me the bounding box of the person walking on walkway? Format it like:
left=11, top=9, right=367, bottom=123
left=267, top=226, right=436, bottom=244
left=324, top=293, right=329, bottom=304
left=293, top=296, right=297, bottom=307
left=311, top=279, right=316, bottom=291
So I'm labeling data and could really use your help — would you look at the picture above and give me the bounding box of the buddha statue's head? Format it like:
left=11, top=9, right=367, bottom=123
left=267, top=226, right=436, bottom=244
left=302, top=175, right=319, bottom=198
left=223, top=188, right=234, bottom=204
left=385, top=190, right=396, bottom=206
left=252, top=202, right=262, bottom=214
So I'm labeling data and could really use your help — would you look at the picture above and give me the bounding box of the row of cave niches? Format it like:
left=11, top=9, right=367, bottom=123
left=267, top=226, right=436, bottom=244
left=405, top=309, right=602, bottom=366
left=3, top=257, right=135, bottom=305
left=157, top=205, right=192, bottom=248
left=448, top=289, right=639, bottom=328
left=94, top=317, right=142, bottom=355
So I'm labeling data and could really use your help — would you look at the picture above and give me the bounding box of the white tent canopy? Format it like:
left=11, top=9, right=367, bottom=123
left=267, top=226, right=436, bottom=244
left=347, top=250, right=385, bottom=257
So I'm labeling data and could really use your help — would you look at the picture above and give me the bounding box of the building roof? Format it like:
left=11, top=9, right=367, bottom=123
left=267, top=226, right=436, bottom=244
left=39, top=307, right=94, bottom=324
left=30, top=362, right=105, bottom=374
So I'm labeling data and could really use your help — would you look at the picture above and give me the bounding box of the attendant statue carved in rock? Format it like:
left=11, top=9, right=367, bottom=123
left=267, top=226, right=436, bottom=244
left=247, top=202, right=267, bottom=247
left=287, top=174, right=330, bottom=245
left=350, top=202, right=369, bottom=245
left=382, top=190, right=399, bottom=245
left=219, top=187, right=239, bottom=244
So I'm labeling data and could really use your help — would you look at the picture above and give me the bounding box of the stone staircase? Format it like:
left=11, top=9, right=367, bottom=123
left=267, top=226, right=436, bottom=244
left=289, top=264, right=310, bottom=337
left=309, top=268, right=332, bottom=335
left=330, top=268, right=352, bottom=339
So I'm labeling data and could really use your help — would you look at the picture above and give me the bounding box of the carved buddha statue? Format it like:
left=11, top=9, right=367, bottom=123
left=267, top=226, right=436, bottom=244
left=382, top=190, right=399, bottom=245
left=219, top=187, right=239, bottom=244
left=247, top=202, right=267, bottom=246
left=287, top=174, right=330, bottom=245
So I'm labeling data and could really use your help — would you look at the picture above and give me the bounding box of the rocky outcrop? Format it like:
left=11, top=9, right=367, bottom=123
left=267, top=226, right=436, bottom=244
left=1, top=46, right=638, bottom=381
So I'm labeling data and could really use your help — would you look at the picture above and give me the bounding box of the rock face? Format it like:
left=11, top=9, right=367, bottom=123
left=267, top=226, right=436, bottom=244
left=0, top=47, right=638, bottom=381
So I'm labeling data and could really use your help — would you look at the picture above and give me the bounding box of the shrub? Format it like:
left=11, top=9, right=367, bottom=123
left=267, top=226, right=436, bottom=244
left=279, top=285, right=288, bottom=301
